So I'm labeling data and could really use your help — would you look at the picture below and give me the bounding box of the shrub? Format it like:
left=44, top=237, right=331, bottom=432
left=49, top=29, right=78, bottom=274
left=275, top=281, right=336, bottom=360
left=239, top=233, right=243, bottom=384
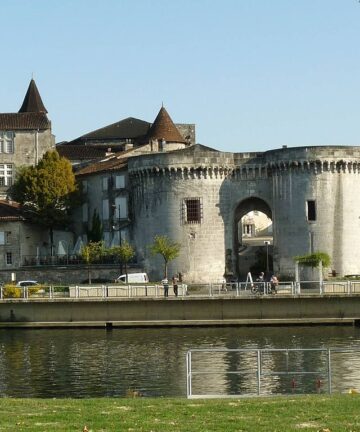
left=28, top=285, right=45, bottom=296
left=3, top=284, right=22, bottom=298
left=294, top=252, right=331, bottom=268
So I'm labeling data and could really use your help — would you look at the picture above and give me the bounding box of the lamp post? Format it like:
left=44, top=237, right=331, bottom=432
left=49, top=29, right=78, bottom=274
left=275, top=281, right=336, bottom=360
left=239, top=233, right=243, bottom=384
left=118, top=204, right=122, bottom=247
left=264, top=240, right=270, bottom=274
left=112, top=203, right=123, bottom=273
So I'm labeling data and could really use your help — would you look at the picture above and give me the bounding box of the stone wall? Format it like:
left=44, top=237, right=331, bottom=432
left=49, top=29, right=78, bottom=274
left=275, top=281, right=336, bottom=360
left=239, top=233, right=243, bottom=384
left=0, top=128, right=55, bottom=198
left=0, top=296, right=360, bottom=326
left=0, top=265, right=122, bottom=285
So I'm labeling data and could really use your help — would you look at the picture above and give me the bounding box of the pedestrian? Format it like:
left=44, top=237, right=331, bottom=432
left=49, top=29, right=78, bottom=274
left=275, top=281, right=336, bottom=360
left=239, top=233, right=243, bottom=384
left=172, top=274, right=179, bottom=297
left=162, top=278, right=169, bottom=297
left=270, top=274, right=279, bottom=294
left=256, top=271, right=265, bottom=294
left=257, top=272, right=265, bottom=282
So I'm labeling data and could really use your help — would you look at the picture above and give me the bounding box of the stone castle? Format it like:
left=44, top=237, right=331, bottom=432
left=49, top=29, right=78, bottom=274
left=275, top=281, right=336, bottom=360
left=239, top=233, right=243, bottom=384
left=129, top=144, right=360, bottom=281
left=0, top=80, right=359, bottom=282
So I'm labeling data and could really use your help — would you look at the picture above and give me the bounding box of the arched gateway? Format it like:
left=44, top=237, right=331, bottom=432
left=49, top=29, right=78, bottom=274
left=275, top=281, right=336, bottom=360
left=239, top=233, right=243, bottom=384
left=129, top=144, right=360, bottom=283
left=234, top=197, right=273, bottom=280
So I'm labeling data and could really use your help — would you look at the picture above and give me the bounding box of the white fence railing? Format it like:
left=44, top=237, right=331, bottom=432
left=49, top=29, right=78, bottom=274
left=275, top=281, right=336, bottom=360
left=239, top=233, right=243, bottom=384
left=1, top=280, right=360, bottom=300
left=186, top=348, right=360, bottom=398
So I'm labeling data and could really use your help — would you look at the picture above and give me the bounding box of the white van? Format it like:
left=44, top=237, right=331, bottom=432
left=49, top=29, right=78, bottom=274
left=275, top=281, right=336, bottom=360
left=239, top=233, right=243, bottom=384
left=115, top=273, right=149, bottom=283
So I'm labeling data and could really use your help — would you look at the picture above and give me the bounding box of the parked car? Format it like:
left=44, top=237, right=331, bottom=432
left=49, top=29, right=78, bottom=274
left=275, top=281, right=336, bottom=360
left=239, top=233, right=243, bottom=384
left=115, top=273, right=149, bottom=283
left=16, top=280, right=39, bottom=287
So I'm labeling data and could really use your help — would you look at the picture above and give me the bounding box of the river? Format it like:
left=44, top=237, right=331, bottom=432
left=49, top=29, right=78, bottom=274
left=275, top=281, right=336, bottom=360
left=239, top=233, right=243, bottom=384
left=0, top=326, right=359, bottom=398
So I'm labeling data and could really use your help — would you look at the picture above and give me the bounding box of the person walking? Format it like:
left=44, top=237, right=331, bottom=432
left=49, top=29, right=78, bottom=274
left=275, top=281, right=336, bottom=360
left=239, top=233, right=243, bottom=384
left=172, top=274, right=179, bottom=297
left=162, top=278, right=169, bottom=297
left=270, top=275, right=279, bottom=294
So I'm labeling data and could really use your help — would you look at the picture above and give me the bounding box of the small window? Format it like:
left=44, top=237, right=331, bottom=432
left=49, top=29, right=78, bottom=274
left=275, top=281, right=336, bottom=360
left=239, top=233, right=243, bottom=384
left=102, top=177, right=108, bottom=191
left=307, top=200, right=316, bottom=222
left=115, top=175, right=125, bottom=189
left=183, top=198, right=202, bottom=224
left=82, top=203, right=88, bottom=222
left=82, top=180, right=88, bottom=193
left=0, top=232, right=4, bottom=245
left=0, top=132, right=14, bottom=154
left=5, top=232, right=11, bottom=244
left=115, top=196, right=128, bottom=219
left=0, top=164, right=13, bottom=186
left=102, top=199, right=109, bottom=220
left=6, top=252, right=12, bottom=265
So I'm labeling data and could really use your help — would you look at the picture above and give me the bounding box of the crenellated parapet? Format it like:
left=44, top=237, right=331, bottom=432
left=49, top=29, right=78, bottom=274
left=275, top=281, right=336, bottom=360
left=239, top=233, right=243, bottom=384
left=130, top=165, right=236, bottom=180
left=129, top=145, right=360, bottom=181
left=266, top=159, right=360, bottom=175
left=263, top=146, right=360, bottom=175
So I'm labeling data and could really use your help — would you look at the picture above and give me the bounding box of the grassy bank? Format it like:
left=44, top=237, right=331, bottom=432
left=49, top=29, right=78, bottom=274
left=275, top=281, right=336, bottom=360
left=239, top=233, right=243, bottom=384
left=0, top=395, right=359, bottom=431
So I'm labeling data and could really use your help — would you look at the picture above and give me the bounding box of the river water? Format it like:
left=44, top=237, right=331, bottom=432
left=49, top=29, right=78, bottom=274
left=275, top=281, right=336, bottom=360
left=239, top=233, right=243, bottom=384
left=0, top=326, right=360, bottom=398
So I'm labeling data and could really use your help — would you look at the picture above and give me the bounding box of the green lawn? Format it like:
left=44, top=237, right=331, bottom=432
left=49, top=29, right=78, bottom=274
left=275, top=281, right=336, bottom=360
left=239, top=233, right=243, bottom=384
left=0, top=395, right=359, bottom=431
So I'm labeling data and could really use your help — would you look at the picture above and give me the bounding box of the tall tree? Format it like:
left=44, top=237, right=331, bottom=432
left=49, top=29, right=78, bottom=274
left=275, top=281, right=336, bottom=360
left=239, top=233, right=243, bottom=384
left=80, top=241, right=106, bottom=283
left=149, top=235, right=181, bottom=279
left=87, top=209, right=103, bottom=243
left=110, top=241, right=135, bottom=282
left=9, top=150, right=78, bottom=255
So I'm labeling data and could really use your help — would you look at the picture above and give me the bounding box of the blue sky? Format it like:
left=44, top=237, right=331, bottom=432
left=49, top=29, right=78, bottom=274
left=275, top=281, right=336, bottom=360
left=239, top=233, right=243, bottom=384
left=1, top=0, right=360, bottom=152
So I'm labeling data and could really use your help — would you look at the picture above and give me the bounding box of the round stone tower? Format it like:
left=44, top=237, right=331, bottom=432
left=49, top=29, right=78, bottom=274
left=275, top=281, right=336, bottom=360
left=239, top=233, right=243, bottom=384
left=264, top=146, right=360, bottom=277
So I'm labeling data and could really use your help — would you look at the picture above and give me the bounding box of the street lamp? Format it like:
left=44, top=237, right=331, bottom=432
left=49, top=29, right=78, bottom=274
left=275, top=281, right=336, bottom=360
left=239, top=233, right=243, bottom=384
left=111, top=203, right=123, bottom=273
left=264, top=240, right=270, bottom=274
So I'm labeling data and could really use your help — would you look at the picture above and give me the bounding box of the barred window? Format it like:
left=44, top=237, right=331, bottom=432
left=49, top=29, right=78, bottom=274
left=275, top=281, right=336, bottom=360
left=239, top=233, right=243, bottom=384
left=183, top=198, right=202, bottom=224
left=6, top=252, right=12, bottom=265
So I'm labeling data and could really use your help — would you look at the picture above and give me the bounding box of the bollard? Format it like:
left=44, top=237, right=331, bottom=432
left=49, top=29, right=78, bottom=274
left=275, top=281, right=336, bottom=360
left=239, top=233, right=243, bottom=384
left=291, top=378, right=296, bottom=392
left=316, top=378, right=321, bottom=393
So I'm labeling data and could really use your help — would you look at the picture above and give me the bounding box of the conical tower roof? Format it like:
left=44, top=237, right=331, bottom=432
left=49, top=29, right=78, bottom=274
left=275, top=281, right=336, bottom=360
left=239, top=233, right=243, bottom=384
left=146, top=106, right=186, bottom=143
left=18, top=79, right=48, bottom=113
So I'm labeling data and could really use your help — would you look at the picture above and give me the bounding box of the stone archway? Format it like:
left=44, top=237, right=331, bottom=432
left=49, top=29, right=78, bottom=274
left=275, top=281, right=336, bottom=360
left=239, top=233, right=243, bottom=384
left=233, top=197, right=273, bottom=280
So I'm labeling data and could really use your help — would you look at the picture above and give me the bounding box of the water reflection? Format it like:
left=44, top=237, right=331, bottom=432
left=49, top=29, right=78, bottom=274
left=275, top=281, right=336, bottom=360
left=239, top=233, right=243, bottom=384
left=0, top=326, right=359, bottom=397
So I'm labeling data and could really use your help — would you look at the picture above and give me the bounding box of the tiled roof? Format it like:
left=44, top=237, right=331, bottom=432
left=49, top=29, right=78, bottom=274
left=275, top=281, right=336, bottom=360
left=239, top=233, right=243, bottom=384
left=0, top=113, right=50, bottom=130
left=0, top=200, right=24, bottom=221
left=68, top=117, right=151, bottom=143
left=76, top=155, right=128, bottom=177
left=56, top=144, right=110, bottom=161
left=146, top=107, right=186, bottom=144
left=18, top=79, right=48, bottom=113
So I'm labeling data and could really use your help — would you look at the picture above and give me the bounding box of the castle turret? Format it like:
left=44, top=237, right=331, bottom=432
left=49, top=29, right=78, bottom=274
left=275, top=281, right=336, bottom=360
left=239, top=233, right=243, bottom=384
left=0, top=79, right=54, bottom=198
left=18, top=79, right=48, bottom=113
left=146, top=106, right=187, bottom=151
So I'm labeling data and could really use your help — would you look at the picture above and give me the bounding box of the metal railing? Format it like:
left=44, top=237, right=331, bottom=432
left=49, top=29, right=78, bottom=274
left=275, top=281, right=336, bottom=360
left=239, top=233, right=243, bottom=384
left=186, top=348, right=360, bottom=398
left=2, top=280, right=360, bottom=300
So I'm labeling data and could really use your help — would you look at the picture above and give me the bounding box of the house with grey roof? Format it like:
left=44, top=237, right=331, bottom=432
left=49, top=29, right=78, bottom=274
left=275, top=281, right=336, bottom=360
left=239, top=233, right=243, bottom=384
left=72, top=106, right=195, bottom=250
left=57, top=108, right=195, bottom=168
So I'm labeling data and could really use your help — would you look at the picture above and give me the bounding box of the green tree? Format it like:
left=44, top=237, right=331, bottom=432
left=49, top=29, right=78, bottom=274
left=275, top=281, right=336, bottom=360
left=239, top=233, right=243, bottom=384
left=110, top=241, right=135, bottom=282
left=80, top=241, right=106, bottom=283
left=149, top=235, right=181, bottom=278
left=87, top=209, right=103, bottom=243
left=9, top=150, right=79, bottom=256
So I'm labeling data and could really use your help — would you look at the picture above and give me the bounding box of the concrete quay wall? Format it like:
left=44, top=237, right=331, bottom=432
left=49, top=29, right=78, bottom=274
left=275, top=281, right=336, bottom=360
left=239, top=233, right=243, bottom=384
left=0, top=295, right=360, bottom=327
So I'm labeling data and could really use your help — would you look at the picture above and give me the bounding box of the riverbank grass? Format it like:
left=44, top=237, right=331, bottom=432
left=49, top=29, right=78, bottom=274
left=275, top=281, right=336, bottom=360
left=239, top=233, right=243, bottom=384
left=1, top=395, right=359, bottom=431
